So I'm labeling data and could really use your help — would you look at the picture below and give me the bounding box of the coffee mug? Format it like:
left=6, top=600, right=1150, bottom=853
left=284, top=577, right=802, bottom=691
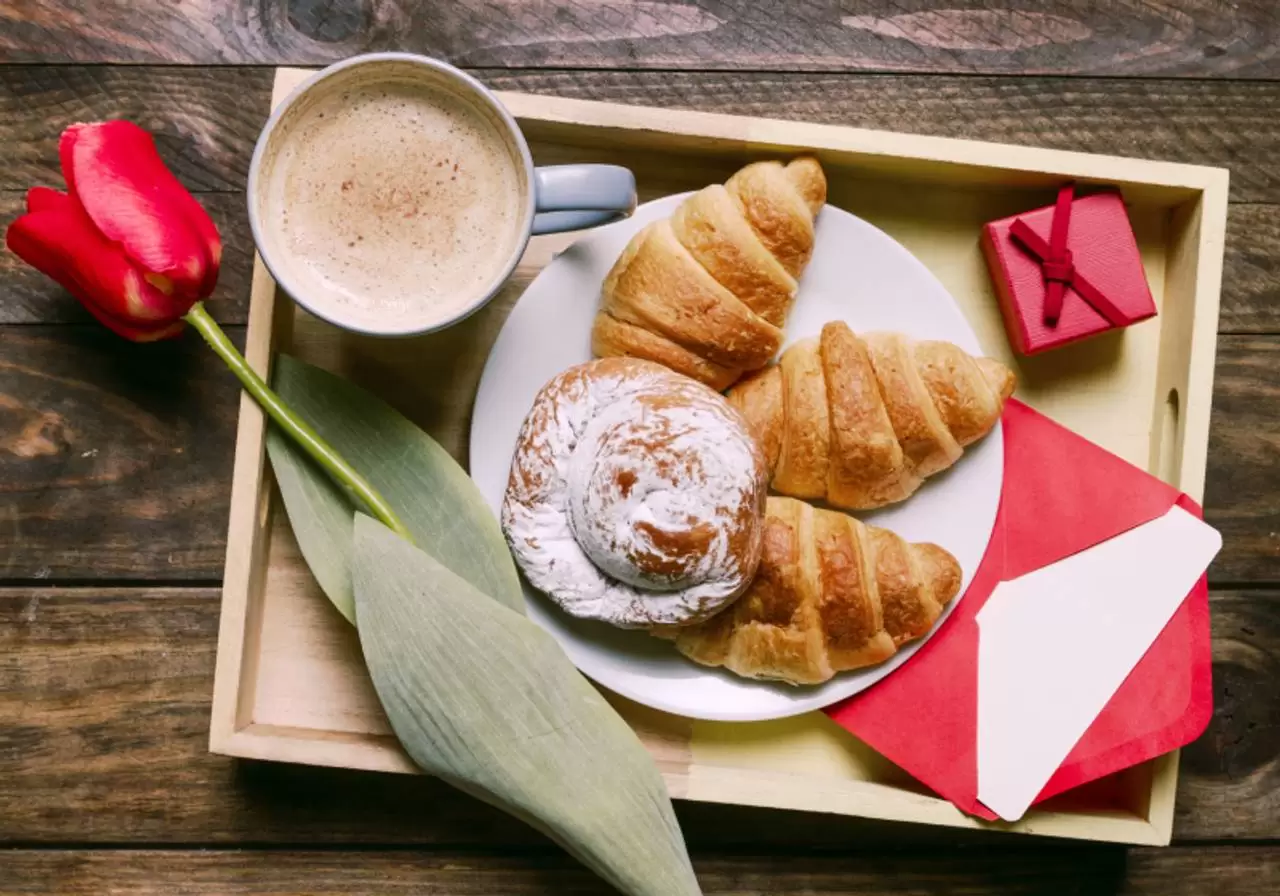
left=248, top=53, right=636, bottom=337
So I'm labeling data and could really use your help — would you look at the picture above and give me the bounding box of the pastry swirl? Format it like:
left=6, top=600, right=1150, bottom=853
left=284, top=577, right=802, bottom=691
left=502, top=358, right=769, bottom=628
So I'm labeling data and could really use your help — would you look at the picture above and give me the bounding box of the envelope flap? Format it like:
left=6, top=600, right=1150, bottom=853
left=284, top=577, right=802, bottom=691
left=1000, top=400, right=1182, bottom=577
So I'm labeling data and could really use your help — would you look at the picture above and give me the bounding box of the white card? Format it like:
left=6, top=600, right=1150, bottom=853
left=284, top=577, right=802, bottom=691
left=976, top=505, right=1221, bottom=822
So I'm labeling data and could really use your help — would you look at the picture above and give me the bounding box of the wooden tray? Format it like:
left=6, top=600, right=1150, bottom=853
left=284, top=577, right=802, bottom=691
left=210, top=67, right=1228, bottom=846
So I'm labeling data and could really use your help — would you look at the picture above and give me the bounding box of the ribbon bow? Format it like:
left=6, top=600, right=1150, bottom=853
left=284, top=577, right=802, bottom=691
left=1008, top=183, right=1127, bottom=328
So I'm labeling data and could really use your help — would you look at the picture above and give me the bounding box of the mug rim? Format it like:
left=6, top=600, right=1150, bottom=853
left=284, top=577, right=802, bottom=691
left=246, top=52, right=538, bottom=338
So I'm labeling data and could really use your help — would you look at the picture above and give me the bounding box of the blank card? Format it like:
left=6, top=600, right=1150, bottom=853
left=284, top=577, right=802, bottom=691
left=976, top=505, right=1221, bottom=822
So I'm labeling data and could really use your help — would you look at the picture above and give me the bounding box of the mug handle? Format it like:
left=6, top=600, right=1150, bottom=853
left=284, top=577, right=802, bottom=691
left=531, top=165, right=636, bottom=235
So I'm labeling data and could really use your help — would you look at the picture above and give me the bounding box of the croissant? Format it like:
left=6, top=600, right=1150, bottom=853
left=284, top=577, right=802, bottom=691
left=592, top=157, right=827, bottom=390
left=727, top=321, right=1016, bottom=511
left=665, top=497, right=962, bottom=685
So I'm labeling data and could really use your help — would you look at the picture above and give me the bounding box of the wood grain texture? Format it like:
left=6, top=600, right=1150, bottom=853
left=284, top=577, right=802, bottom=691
left=4, top=67, right=1280, bottom=202
left=2, top=67, right=1278, bottom=332
left=3, top=847, right=1278, bottom=896
left=0, top=67, right=271, bottom=192
left=1202, top=338, right=1280, bottom=583
left=481, top=70, right=1280, bottom=205
left=2, top=1, right=1279, bottom=77
left=0, top=587, right=1275, bottom=844
left=1221, top=204, right=1280, bottom=334
left=0, top=327, right=240, bottom=583
left=3, top=329, right=1275, bottom=584
left=1177, top=589, right=1280, bottom=840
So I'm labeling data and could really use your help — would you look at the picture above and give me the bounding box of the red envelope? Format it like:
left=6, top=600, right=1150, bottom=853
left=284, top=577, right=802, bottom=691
left=826, top=399, right=1214, bottom=818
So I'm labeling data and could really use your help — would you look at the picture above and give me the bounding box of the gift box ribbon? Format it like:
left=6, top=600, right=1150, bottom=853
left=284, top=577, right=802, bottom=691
left=1008, top=184, right=1129, bottom=327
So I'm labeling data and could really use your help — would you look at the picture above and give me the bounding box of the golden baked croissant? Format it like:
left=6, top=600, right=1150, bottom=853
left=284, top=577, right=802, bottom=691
left=727, top=321, right=1016, bottom=510
left=592, top=157, right=827, bottom=390
left=665, top=497, right=962, bottom=685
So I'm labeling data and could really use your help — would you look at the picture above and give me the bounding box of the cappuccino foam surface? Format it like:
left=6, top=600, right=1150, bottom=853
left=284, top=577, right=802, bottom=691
left=267, top=79, right=524, bottom=329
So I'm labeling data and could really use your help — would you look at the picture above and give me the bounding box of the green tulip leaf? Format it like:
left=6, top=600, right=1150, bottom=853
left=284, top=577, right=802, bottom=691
left=351, top=513, right=702, bottom=896
left=266, top=353, right=522, bottom=622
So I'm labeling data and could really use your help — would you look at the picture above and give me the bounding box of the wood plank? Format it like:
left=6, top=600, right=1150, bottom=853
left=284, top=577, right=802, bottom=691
left=0, top=67, right=270, bottom=192
left=0, top=587, right=1274, bottom=844
left=2, top=67, right=1278, bottom=332
left=1176, top=589, right=1280, bottom=840
left=4, top=328, right=1275, bottom=583
left=1202, top=338, right=1280, bottom=583
left=2, top=1, right=1278, bottom=78
left=0, top=327, right=240, bottom=583
left=0, top=846, right=1277, bottom=895
left=1222, top=204, right=1280, bottom=334
left=3, top=67, right=1280, bottom=203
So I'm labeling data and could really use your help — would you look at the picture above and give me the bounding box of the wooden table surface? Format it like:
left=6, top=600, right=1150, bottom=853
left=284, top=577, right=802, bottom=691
left=2, top=2, right=1279, bottom=893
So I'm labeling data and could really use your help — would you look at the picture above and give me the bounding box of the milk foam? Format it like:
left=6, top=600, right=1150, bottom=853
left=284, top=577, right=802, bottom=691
left=265, top=79, right=524, bottom=330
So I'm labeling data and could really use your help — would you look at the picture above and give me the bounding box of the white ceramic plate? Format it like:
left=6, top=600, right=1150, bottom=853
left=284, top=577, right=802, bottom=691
left=471, top=194, right=1003, bottom=722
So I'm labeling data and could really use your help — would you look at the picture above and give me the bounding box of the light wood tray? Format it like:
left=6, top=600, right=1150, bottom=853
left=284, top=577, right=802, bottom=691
left=210, top=68, right=1228, bottom=846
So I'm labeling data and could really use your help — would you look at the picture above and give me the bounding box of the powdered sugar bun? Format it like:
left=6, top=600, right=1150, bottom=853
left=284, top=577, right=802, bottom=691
left=502, top=357, right=768, bottom=628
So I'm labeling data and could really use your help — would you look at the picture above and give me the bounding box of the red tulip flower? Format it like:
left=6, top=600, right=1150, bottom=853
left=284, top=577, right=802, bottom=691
left=6, top=120, right=222, bottom=341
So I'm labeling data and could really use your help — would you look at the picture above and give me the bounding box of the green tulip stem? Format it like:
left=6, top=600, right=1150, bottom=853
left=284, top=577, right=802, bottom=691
left=184, top=302, right=414, bottom=544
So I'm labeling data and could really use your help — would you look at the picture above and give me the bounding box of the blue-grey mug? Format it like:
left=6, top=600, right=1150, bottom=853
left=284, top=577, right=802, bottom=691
left=248, top=52, right=636, bottom=337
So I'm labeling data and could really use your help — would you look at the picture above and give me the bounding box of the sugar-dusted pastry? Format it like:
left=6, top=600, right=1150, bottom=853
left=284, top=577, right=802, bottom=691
left=502, top=357, right=769, bottom=628
left=663, top=497, right=962, bottom=685
left=728, top=321, right=1016, bottom=511
left=592, top=157, right=827, bottom=390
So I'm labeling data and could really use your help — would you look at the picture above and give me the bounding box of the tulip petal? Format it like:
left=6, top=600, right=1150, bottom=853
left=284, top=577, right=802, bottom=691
left=61, top=121, right=222, bottom=300
left=26, top=186, right=71, bottom=214
left=76, top=296, right=187, bottom=343
left=6, top=189, right=190, bottom=342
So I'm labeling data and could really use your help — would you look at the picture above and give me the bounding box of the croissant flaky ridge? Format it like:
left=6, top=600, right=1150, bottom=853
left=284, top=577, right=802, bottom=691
left=592, top=157, right=827, bottom=391
left=664, top=497, right=962, bottom=686
left=727, top=321, right=1016, bottom=511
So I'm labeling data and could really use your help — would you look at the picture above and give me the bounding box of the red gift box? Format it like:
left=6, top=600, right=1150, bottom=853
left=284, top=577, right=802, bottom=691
left=982, top=184, right=1157, bottom=355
